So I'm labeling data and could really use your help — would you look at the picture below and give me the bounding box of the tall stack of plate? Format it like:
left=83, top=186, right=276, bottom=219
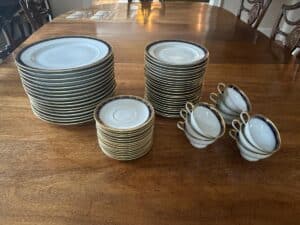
left=94, top=95, right=155, bottom=161
left=144, top=40, right=209, bottom=118
left=15, top=36, right=116, bottom=125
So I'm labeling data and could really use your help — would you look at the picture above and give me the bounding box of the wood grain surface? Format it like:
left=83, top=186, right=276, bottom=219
left=0, top=2, right=299, bottom=225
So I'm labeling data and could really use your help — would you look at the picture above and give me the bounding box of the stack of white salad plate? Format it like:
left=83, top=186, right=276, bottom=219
left=94, top=95, right=155, bottom=161
left=177, top=102, right=226, bottom=149
left=210, top=83, right=251, bottom=125
left=144, top=40, right=209, bottom=117
left=15, top=36, right=116, bottom=125
left=229, top=112, right=281, bottom=162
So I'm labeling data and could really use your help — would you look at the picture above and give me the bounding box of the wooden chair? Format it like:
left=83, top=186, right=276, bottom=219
left=0, top=17, right=13, bottom=62
left=237, top=0, right=272, bottom=29
left=19, top=0, right=53, bottom=32
left=270, top=2, right=300, bottom=55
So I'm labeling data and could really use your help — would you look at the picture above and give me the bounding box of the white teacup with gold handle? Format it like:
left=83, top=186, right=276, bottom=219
left=185, top=101, right=226, bottom=140
left=180, top=109, right=214, bottom=141
left=229, top=129, right=260, bottom=162
left=210, top=92, right=239, bottom=116
left=217, top=83, right=251, bottom=113
left=239, top=112, right=281, bottom=154
left=177, top=121, right=210, bottom=149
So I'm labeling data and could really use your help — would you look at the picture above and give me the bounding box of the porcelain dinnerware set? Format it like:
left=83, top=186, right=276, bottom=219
left=15, top=36, right=116, bottom=125
left=229, top=112, right=281, bottom=161
left=94, top=95, right=155, bottom=161
left=144, top=40, right=209, bottom=118
left=210, top=83, right=252, bottom=125
left=177, top=102, right=226, bottom=149
left=14, top=36, right=281, bottom=162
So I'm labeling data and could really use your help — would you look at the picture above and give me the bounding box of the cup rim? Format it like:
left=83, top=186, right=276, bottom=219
left=190, top=102, right=226, bottom=139
left=222, top=84, right=252, bottom=112
left=184, top=125, right=215, bottom=145
left=217, top=95, right=240, bottom=117
left=186, top=115, right=215, bottom=141
left=236, top=141, right=260, bottom=161
left=246, top=114, right=281, bottom=152
left=239, top=125, right=273, bottom=155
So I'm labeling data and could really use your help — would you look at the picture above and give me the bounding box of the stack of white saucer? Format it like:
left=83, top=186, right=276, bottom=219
left=94, top=95, right=155, bottom=161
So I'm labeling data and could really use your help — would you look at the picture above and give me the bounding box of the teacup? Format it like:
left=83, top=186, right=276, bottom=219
left=185, top=102, right=226, bottom=139
left=237, top=141, right=260, bottom=162
left=177, top=121, right=214, bottom=149
left=239, top=112, right=281, bottom=153
left=229, top=129, right=271, bottom=161
left=216, top=83, right=251, bottom=114
left=220, top=111, right=237, bottom=125
left=180, top=109, right=214, bottom=141
left=210, top=93, right=239, bottom=116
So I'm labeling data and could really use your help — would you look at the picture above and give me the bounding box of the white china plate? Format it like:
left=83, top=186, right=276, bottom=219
left=20, top=37, right=110, bottom=70
left=99, top=98, right=150, bottom=129
left=18, top=57, right=114, bottom=80
left=99, top=140, right=153, bottom=160
left=148, top=41, right=206, bottom=65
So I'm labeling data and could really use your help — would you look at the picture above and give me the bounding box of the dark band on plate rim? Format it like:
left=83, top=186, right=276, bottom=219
left=144, top=53, right=209, bottom=71
left=18, top=54, right=115, bottom=78
left=15, top=36, right=113, bottom=73
left=144, top=39, right=209, bottom=67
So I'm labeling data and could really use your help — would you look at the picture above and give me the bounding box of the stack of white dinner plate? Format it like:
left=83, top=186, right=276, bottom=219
left=15, top=36, right=116, bottom=125
left=144, top=40, right=209, bottom=118
left=94, top=95, right=155, bottom=161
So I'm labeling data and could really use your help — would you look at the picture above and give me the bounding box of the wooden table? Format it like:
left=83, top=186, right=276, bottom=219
left=0, top=2, right=299, bottom=225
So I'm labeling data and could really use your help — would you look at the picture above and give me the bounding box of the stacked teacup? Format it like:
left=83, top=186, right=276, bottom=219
left=94, top=95, right=155, bottom=161
left=229, top=112, right=281, bottom=161
left=177, top=102, right=226, bottom=149
left=210, top=83, right=251, bottom=125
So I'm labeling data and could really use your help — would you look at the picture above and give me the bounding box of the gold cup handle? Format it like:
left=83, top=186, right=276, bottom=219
left=240, top=111, right=250, bottom=124
left=177, top=121, right=185, bottom=132
left=185, top=101, right=194, bottom=114
left=217, top=82, right=226, bottom=94
left=209, top=92, right=219, bottom=104
left=229, top=129, right=238, bottom=140
left=232, top=119, right=242, bottom=132
left=180, top=109, right=188, bottom=120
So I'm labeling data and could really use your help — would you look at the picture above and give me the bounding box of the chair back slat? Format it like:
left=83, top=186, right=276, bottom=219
left=270, top=2, right=300, bottom=54
left=238, top=0, right=272, bottom=29
left=19, top=0, right=53, bottom=31
left=0, top=17, right=13, bottom=61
